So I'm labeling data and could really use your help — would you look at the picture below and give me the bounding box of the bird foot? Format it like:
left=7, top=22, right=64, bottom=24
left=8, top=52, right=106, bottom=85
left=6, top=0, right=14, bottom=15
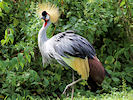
left=62, top=78, right=82, bottom=95
left=62, top=84, right=73, bottom=94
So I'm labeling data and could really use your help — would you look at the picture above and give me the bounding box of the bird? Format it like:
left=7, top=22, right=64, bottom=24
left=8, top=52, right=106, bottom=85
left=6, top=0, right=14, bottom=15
left=37, top=3, right=110, bottom=99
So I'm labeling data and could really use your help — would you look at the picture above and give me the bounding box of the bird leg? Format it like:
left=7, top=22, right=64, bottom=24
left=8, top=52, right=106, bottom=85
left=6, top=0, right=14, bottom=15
left=62, top=78, right=82, bottom=95
left=71, top=70, right=74, bottom=100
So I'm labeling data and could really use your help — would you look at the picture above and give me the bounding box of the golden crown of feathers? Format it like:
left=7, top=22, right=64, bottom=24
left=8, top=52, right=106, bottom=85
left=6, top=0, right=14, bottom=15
left=37, top=2, right=60, bottom=23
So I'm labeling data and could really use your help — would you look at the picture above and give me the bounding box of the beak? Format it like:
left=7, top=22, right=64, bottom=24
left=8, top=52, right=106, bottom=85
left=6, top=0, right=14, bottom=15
left=40, top=16, right=45, bottom=20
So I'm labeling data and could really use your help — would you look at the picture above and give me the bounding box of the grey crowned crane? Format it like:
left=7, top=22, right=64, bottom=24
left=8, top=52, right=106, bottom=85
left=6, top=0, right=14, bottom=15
left=38, top=3, right=110, bottom=98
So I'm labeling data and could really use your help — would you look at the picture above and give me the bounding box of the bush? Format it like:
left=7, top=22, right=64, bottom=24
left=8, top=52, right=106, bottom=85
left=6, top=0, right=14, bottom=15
left=0, top=0, right=133, bottom=99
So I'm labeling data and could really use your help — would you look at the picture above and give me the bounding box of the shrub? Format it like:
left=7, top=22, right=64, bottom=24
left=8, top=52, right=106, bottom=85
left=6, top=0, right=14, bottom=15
left=0, top=0, right=133, bottom=99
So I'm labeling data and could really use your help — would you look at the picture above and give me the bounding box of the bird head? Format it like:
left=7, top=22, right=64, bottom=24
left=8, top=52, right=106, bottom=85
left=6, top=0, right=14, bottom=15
left=41, top=11, right=50, bottom=22
left=37, top=3, right=60, bottom=24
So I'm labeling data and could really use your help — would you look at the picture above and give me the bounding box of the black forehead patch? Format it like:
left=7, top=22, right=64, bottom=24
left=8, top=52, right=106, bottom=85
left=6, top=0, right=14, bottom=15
left=42, top=11, right=47, bottom=16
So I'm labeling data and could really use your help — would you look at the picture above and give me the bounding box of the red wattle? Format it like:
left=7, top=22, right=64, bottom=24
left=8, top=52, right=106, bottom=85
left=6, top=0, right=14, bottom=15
left=44, top=21, right=47, bottom=27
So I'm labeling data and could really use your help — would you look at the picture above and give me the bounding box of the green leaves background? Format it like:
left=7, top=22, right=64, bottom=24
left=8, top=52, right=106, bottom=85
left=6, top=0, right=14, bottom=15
left=0, top=0, right=133, bottom=99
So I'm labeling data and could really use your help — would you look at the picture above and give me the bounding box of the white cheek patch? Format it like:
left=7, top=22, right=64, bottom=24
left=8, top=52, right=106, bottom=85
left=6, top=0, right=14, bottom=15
left=46, top=15, right=50, bottom=20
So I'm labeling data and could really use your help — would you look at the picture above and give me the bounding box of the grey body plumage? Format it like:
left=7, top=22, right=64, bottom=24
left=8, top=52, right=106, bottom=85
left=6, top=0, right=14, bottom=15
left=39, top=25, right=96, bottom=67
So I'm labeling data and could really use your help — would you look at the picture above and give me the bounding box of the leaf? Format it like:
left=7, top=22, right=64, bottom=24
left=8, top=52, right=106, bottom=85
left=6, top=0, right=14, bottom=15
left=24, top=48, right=31, bottom=63
left=120, top=0, right=125, bottom=7
left=67, top=11, right=72, bottom=18
left=105, top=56, right=115, bottom=64
left=114, top=61, right=121, bottom=70
left=124, top=51, right=130, bottom=60
left=125, top=76, right=132, bottom=83
left=23, top=72, right=30, bottom=81
left=102, top=25, right=108, bottom=32
left=130, top=25, right=133, bottom=28
left=114, top=48, right=125, bottom=59
left=27, top=55, right=31, bottom=63
left=1, top=29, right=12, bottom=46
left=106, top=65, right=112, bottom=70
left=8, top=33, right=14, bottom=44
left=52, top=92, right=57, bottom=97
left=54, top=74, right=61, bottom=81
left=0, top=8, right=3, bottom=17
left=4, top=29, right=8, bottom=39
left=9, top=28, right=14, bottom=34
left=13, top=18, right=19, bottom=27
left=0, top=2, right=3, bottom=8
left=30, top=51, right=34, bottom=57
left=2, top=2, right=10, bottom=13
left=112, top=77, right=120, bottom=82
left=18, top=53, right=25, bottom=69
left=43, top=77, right=49, bottom=87
left=116, top=8, right=122, bottom=16
left=1, top=39, right=6, bottom=46
left=11, top=57, right=19, bottom=70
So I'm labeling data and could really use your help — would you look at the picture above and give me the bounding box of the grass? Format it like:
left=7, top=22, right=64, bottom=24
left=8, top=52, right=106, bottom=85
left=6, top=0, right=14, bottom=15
left=2, top=90, right=133, bottom=100
left=64, top=90, right=133, bottom=100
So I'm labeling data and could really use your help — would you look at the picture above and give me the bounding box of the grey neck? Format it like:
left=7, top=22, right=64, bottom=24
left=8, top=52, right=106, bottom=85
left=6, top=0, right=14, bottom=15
left=38, top=21, right=51, bottom=47
left=38, top=21, right=51, bottom=42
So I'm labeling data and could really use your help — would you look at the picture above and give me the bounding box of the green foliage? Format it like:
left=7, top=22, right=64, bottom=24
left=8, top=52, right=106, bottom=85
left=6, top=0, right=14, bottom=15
left=65, top=90, right=133, bottom=100
left=0, top=0, right=133, bottom=99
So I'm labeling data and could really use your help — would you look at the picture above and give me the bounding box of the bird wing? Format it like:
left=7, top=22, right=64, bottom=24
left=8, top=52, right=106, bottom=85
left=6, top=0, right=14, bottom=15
left=52, top=30, right=96, bottom=80
left=53, top=30, right=96, bottom=59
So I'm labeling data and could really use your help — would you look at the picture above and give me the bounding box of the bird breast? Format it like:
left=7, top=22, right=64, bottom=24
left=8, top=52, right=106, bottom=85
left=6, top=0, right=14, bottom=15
left=40, top=39, right=57, bottom=64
